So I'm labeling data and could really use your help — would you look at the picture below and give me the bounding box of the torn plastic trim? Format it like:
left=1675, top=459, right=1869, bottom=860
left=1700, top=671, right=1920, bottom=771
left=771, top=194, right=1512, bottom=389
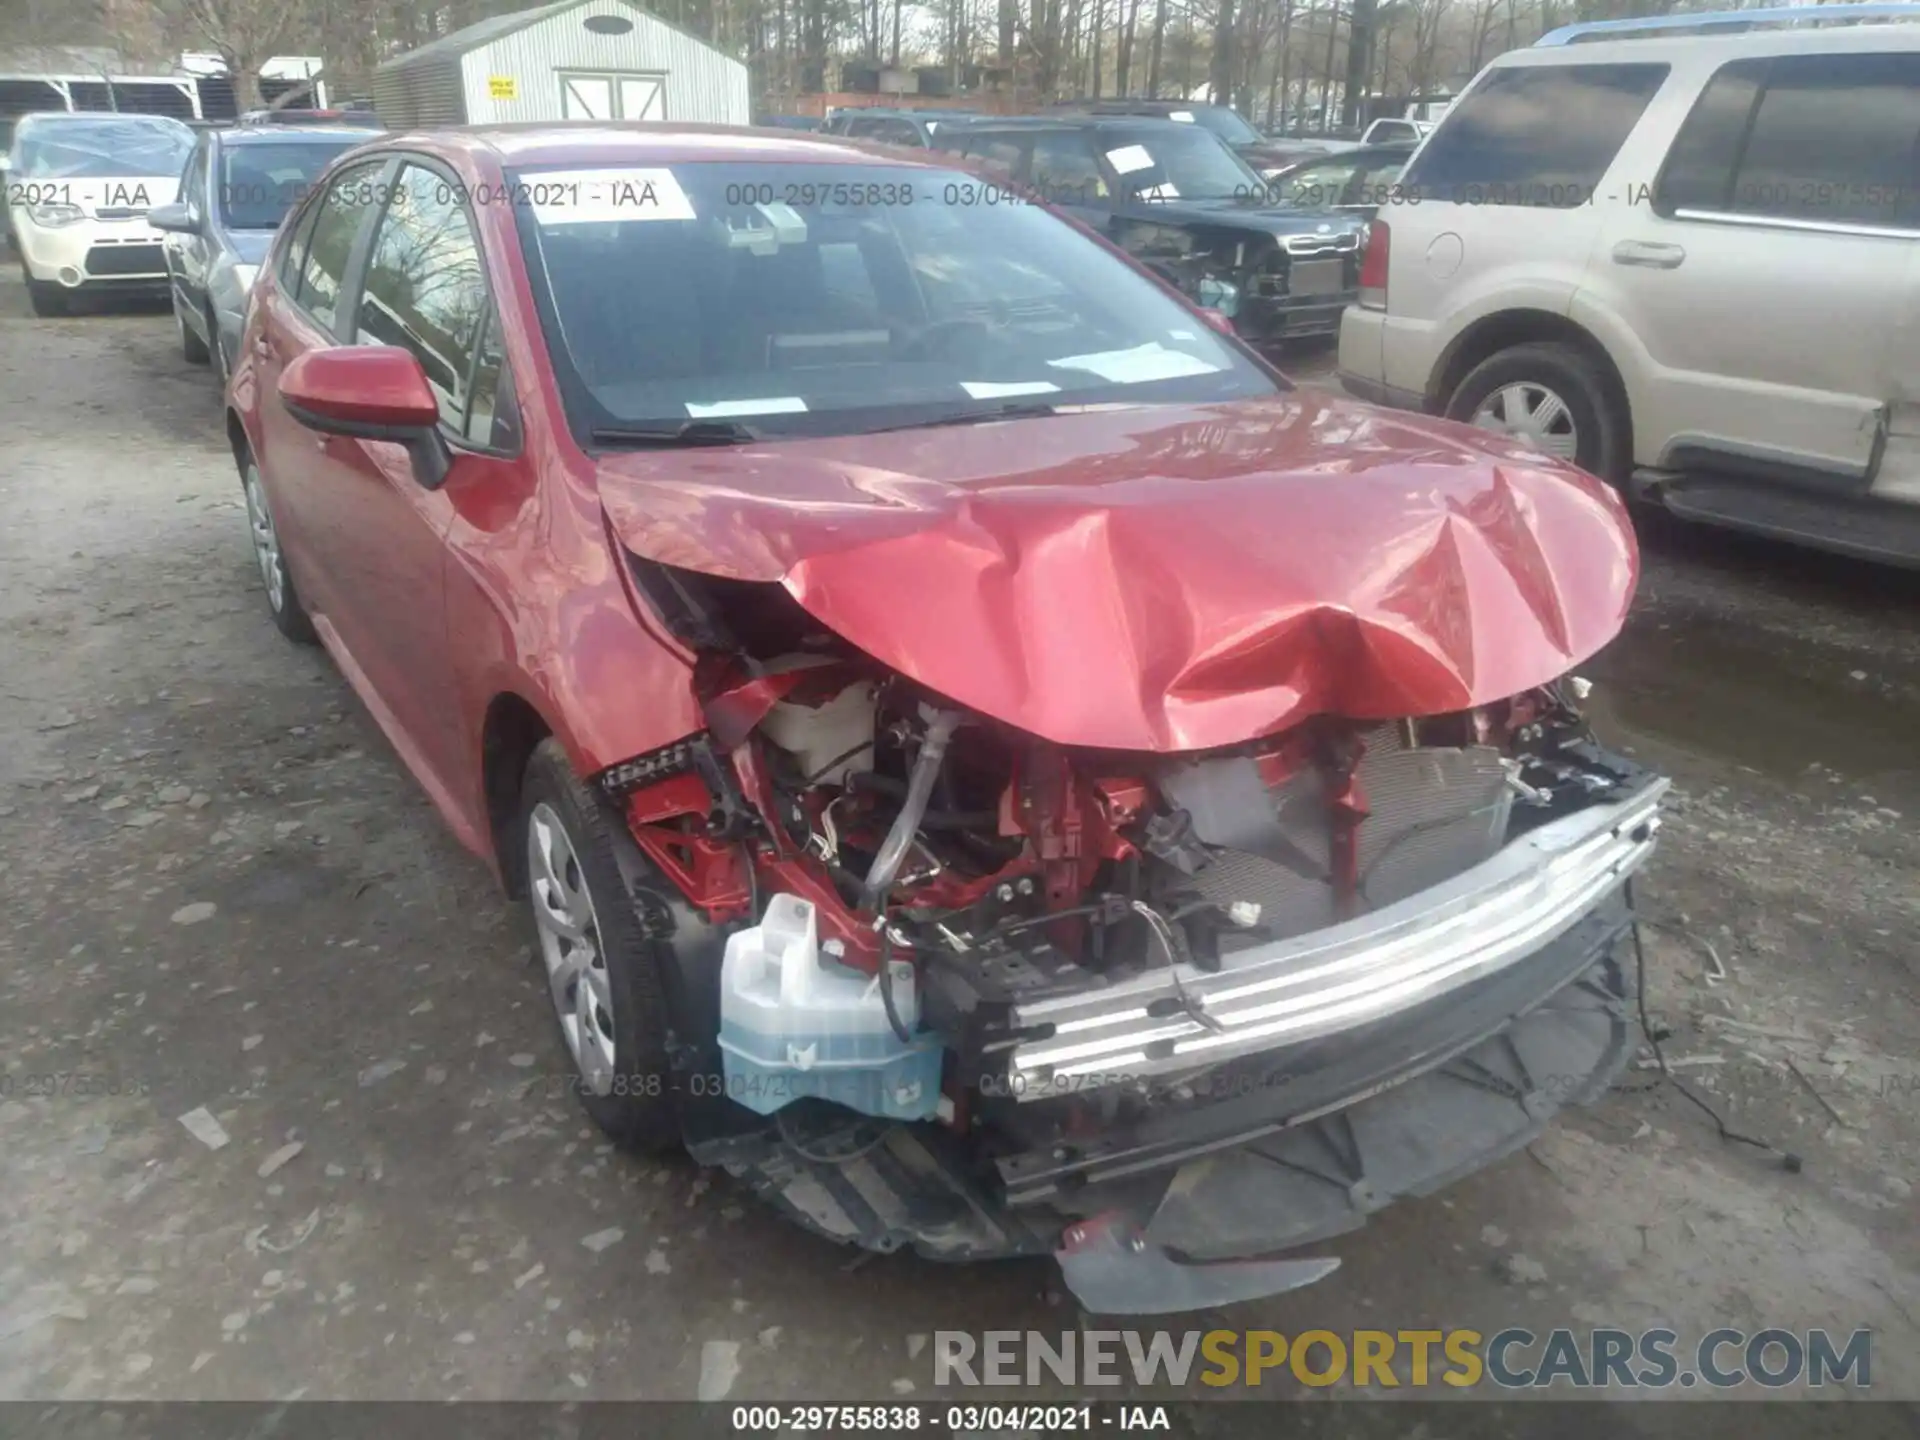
left=1054, top=1212, right=1342, bottom=1315
left=1004, top=775, right=1668, bottom=1094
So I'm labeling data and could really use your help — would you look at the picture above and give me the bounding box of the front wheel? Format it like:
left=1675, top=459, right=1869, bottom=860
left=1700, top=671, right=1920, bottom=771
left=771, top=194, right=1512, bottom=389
left=239, top=454, right=317, bottom=644
left=176, top=293, right=209, bottom=364
left=519, top=739, right=684, bottom=1155
left=1445, top=342, right=1629, bottom=484
left=25, top=273, right=67, bottom=318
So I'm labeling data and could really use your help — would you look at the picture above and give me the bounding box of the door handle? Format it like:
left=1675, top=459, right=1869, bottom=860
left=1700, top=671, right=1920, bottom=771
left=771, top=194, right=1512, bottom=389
left=253, top=334, right=274, bottom=359
left=1612, top=240, right=1686, bottom=269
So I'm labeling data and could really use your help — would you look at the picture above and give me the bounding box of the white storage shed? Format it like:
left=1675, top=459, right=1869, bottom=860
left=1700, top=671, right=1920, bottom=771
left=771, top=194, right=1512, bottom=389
left=372, top=0, right=750, bottom=130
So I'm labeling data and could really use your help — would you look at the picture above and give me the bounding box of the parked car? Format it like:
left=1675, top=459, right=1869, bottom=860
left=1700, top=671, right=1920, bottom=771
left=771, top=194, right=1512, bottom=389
left=236, top=107, right=380, bottom=128
left=1049, top=96, right=1318, bottom=174
left=149, top=121, right=383, bottom=382
left=226, top=123, right=1663, bottom=1314
left=826, top=107, right=981, bottom=146
left=5, top=111, right=194, bottom=316
left=1358, top=116, right=1433, bottom=145
left=934, top=115, right=1369, bottom=346
left=1339, top=5, right=1920, bottom=566
left=228, top=123, right=1666, bottom=1313
left=1260, top=142, right=1418, bottom=218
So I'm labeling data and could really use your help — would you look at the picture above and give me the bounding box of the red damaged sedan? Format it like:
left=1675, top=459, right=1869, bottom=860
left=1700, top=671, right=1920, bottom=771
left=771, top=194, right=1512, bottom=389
left=226, top=125, right=1665, bottom=1314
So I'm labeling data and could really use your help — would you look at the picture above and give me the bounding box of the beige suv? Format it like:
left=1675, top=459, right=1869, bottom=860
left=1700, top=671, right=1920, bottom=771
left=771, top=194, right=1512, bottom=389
left=1337, top=6, right=1920, bottom=566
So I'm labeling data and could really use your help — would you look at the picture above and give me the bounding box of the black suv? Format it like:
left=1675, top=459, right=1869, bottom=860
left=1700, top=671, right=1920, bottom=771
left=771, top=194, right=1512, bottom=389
left=934, top=115, right=1367, bottom=348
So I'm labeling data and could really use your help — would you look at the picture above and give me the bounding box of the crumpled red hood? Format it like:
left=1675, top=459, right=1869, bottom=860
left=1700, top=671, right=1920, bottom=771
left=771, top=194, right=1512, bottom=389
left=597, top=391, right=1637, bottom=752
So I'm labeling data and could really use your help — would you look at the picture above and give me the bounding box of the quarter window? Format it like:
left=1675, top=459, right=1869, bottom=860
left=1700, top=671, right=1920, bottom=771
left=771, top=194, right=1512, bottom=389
left=355, top=163, right=502, bottom=440
left=1401, top=63, right=1669, bottom=206
left=293, top=160, right=386, bottom=332
left=1657, top=53, right=1920, bottom=228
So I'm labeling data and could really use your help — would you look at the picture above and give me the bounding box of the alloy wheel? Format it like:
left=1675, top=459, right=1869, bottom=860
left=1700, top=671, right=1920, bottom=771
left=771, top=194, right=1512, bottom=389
left=1469, top=382, right=1579, bottom=460
left=240, top=462, right=286, bottom=613
left=527, top=802, right=618, bottom=1094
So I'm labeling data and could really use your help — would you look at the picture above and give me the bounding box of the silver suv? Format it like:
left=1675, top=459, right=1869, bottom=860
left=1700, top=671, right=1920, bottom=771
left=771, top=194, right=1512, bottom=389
left=1337, top=4, right=1920, bottom=566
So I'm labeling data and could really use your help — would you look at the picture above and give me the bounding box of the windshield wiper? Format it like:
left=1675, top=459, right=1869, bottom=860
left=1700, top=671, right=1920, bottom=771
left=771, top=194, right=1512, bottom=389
left=862, top=401, right=1059, bottom=435
left=590, top=419, right=761, bottom=448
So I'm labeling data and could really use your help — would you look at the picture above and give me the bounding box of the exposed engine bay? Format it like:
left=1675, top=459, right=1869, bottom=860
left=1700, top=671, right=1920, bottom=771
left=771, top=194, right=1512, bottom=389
left=601, top=555, right=1665, bottom=1310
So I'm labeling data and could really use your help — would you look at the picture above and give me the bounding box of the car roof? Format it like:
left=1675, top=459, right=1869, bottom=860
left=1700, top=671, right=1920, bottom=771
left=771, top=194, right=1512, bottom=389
left=932, top=114, right=1201, bottom=134
left=370, top=123, right=971, bottom=169
left=1057, top=98, right=1229, bottom=112
left=14, top=110, right=192, bottom=131
left=213, top=125, right=385, bottom=147
left=1492, top=19, right=1920, bottom=65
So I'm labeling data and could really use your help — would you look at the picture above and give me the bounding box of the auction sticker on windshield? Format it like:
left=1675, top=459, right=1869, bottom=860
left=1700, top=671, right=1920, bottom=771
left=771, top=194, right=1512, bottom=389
left=524, top=168, right=696, bottom=225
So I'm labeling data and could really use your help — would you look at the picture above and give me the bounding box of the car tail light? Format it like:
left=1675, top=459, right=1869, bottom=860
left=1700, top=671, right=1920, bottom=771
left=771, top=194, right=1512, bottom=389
left=1358, top=220, right=1390, bottom=311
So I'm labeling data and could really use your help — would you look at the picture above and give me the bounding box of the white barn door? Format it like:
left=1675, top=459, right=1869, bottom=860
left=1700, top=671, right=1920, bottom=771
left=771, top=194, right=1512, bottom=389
left=560, top=74, right=614, bottom=119
left=557, top=71, right=666, bottom=121
left=617, top=76, right=664, bottom=120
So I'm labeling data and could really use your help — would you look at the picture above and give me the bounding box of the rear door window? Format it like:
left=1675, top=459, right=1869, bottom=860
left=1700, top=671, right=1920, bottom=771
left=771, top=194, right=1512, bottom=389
left=1402, top=63, right=1669, bottom=206
left=961, top=132, right=1027, bottom=182
left=1655, top=52, right=1920, bottom=228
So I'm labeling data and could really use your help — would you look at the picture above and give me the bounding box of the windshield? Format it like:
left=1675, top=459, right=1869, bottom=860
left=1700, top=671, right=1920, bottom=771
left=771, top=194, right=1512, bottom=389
left=13, top=118, right=192, bottom=179
left=1178, top=106, right=1262, bottom=147
left=220, top=140, right=360, bottom=229
left=1103, top=125, right=1265, bottom=201
left=1269, top=152, right=1409, bottom=209
left=510, top=160, right=1275, bottom=440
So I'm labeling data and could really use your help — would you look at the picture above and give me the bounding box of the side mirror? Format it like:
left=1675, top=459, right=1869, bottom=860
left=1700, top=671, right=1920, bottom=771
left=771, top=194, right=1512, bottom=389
left=278, top=346, right=451, bottom=489
left=148, top=202, right=196, bottom=233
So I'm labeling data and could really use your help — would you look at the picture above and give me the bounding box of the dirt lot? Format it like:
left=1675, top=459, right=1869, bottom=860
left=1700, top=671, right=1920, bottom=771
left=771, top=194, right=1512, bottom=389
left=1, top=281, right=1917, bottom=1422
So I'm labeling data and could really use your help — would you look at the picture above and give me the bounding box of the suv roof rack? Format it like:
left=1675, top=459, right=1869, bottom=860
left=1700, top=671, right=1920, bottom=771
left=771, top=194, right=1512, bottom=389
left=1536, top=2, right=1920, bottom=46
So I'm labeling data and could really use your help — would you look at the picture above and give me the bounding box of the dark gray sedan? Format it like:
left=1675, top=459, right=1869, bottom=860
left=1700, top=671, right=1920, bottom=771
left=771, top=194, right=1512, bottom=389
left=149, top=123, right=381, bottom=382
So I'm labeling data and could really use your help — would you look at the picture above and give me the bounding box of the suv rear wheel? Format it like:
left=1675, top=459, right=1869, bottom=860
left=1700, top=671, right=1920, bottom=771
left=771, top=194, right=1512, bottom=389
left=1445, top=342, right=1628, bottom=484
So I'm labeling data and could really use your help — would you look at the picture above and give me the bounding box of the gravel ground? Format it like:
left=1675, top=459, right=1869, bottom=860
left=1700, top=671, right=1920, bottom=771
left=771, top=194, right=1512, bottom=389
left=0, top=287, right=1915, bottom=1421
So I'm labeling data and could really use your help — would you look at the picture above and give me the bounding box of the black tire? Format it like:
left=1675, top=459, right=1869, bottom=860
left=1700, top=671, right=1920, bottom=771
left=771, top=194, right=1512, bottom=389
left=25, top=275, right=67, bottom=318
left=519, top=739, right=684, bottom=1155
left=1444, top=341, right=1630, bottom=485
left=177, top=295, right=210, bottom=364
left=238, top=451, right=318, bottom=645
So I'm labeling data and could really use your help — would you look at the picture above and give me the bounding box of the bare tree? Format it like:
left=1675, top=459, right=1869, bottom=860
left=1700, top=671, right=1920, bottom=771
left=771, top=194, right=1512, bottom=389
left=153, top=0, right=312, bottom=111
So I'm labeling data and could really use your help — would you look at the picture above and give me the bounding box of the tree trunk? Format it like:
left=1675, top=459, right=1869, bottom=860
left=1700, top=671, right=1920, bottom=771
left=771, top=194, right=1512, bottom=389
left=1270, top=0, right=1293, bottom=127
left=228, top=51, right=264, bottom=113
left=1090, top=0, right=1103, bottom=95
left=1341, top=0, right=1373, bottom=128
left=1117, top=0, right=1140, bottom=93
left=1320, top=0, right=1340, bottom=128
left=1208, top=0, right=1236, bottom=106
left=1145, top=0, right=1167, bottom=97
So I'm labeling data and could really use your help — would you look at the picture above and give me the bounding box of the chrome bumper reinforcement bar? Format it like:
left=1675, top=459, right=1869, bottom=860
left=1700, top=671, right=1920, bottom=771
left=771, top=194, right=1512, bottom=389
left=1005, top=778, right=1669, bottom=1095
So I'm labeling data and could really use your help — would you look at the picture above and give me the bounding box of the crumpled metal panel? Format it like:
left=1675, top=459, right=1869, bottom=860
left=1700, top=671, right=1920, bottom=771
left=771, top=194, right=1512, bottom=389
left=597, top=390, right=1639, bottom=753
